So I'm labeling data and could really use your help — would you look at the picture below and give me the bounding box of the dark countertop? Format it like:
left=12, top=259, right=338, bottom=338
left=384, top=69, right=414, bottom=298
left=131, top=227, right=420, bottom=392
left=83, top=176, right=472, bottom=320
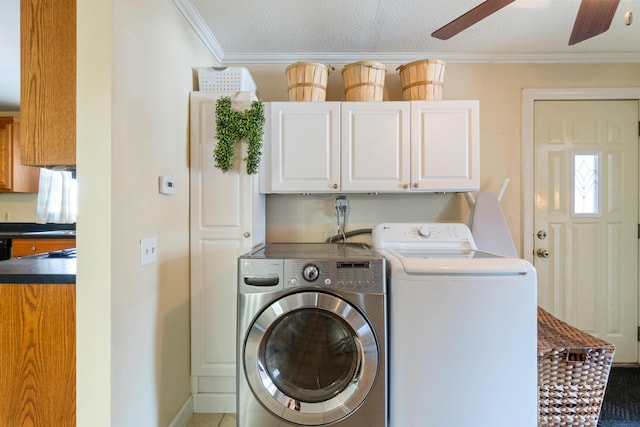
left=0, top=230, right=76, bottom=239
left=0, top=223, right=76, bottom=240
left=0, top=257, right=76, bottom=284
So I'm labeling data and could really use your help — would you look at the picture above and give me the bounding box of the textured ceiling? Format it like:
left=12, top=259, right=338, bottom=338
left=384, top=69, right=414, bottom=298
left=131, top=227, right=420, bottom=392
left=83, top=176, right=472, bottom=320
left=180, top=0, right=640, bottom=63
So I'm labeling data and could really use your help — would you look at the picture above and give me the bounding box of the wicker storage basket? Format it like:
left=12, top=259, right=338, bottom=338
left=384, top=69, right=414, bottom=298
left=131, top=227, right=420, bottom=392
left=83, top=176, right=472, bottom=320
left=396, top=59, right=446, bottom=101
left=341, top=61, right=386, bottom=101
left=286, top=62, right=333, bottom=102
left=538, top=307, right=615, bottom=427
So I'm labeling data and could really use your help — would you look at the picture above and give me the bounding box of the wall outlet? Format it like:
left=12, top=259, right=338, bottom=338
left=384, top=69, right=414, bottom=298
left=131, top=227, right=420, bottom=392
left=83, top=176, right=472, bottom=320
left=140, top=237, right=158, bottom=265
left=335, top=195, right=349, bottom=215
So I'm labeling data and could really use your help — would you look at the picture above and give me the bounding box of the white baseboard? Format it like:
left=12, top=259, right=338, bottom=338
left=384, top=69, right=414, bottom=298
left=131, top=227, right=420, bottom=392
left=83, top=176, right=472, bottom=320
left=192, top=393, right=236, bottom=413
left=168, top=395, right=194, bottom=427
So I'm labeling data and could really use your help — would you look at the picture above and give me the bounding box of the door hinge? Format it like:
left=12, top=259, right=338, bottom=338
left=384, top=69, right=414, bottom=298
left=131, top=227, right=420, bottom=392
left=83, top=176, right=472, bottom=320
left=638, top=326, right=640, bottom=342
left=638, top=224, right=640, bottom=238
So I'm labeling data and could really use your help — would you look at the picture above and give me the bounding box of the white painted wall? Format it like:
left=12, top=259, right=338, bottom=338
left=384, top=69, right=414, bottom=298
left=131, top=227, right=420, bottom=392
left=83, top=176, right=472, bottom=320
left=76, top=1, right=214, bottom=426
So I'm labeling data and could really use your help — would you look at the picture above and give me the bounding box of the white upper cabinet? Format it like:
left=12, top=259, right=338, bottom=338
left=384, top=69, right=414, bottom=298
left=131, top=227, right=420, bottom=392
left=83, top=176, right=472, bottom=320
left=267, top=102, right=340, bottom=193
left=263, top=100, right=479, bottom=193
left=341, top=102, right=411, bottom=192
left=411, top=100, right=480, bottom=192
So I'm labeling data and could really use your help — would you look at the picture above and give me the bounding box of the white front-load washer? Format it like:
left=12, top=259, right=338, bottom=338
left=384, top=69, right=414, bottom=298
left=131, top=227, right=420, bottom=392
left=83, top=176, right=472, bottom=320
left=238, top=243, right=387, bottom=427
left=372, top=223, right=537, bottom=427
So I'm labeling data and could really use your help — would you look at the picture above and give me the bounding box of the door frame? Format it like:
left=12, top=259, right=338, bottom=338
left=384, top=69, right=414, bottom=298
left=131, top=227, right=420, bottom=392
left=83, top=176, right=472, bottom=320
left=521, top=88, right=640, bottom=262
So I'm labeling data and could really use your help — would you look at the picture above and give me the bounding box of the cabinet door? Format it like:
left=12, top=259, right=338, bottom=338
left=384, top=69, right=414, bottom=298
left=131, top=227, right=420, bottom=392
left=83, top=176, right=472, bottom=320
left=189, top=92, right=265, bottom=410
left=342, top=102, right=411, bottom=192
left=269, top=102, right=340, bottom=193
left=21, top=0, right=76, bottom=167
left=0, top=283, right=75, bottom=426
left=12, top=239, right=76, bottom=257
left=0, top=117, right=39, bottom=193
left=411, top=101, right=480, bottom=192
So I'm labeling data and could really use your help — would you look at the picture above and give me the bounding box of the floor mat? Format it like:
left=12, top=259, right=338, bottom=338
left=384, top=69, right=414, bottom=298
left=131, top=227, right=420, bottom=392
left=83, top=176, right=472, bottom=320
left=598, top=367, right=640, bottom=426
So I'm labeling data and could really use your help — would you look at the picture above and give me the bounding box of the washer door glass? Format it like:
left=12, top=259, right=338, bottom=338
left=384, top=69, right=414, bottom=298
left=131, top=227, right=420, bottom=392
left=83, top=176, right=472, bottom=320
left=244, top=291, right=379, bottom=426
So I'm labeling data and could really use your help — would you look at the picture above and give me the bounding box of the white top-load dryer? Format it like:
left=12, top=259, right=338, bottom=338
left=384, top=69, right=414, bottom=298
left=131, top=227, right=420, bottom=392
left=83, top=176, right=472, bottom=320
left=372, top=223, right=537, bottom=427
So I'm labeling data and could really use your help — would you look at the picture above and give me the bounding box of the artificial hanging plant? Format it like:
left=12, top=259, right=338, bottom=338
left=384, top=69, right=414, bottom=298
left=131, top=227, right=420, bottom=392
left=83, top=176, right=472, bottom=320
left=213, top=96, right=265, bottom=174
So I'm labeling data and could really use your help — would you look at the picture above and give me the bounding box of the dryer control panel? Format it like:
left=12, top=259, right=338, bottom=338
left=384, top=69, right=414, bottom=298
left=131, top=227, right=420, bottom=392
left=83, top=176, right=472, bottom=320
left=284, top=258, right=385, bottom=293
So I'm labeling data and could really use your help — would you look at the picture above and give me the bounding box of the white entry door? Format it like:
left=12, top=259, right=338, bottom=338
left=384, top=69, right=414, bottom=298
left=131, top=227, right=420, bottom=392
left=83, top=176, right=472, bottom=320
left=534, top=100, right=639, bottom=363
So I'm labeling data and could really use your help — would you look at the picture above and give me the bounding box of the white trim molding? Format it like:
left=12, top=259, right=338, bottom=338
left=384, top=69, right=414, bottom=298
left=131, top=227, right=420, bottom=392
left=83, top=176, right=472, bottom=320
left=168, top=396, right=194, bottom=427
left=521, top=87, right=640, bottom=263
left=172, top=0, right=224, bottom=63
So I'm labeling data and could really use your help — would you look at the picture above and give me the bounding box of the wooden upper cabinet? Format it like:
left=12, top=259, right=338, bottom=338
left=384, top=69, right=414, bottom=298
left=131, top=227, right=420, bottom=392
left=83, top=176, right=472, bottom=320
left=20, top=0, right=76, bottom=167
left=0, top=116, right=39, bottom=193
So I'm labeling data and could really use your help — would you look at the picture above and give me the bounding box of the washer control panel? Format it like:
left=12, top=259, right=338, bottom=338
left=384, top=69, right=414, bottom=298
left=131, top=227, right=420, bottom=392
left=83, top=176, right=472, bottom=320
left=284, top=258, right=385, bottom=292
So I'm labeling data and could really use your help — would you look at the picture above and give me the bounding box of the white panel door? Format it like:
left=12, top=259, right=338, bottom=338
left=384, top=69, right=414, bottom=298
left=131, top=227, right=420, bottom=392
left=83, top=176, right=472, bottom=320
left=411, top=100, right=480, bottom=192
left=189, top=92, right=265, bottom=402
left=269, top=102, right=340, bottom=193
left=534, top=100, right=638, bottom=363
left=341, top=102, right=411, bottom=192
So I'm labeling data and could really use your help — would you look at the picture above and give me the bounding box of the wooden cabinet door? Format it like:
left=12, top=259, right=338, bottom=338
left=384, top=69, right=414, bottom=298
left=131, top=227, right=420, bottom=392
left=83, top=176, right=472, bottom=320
left=341, top=102, right=411, bottom=192
left=268, top=102, right=341, bottom=193
left=411, top=100, right=480, bottom=192
left=0, top=283, right=76, bottom=426
left=0, top=117, right=39, bottom=193
left=21, top=0, right=76, bottom=167
left=11, top=239, right=76, bottom=257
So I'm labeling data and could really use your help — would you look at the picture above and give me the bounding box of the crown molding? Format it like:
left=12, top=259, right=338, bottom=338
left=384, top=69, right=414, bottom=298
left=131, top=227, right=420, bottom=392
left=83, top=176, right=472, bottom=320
left=221, top=51, right=640, bottom=65
left=172, top=0, right=224, bottom=63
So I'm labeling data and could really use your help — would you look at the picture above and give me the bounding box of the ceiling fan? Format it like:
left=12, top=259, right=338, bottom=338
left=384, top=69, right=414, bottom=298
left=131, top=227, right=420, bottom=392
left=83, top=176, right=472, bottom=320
left=431, top=0, right=621, bottom=46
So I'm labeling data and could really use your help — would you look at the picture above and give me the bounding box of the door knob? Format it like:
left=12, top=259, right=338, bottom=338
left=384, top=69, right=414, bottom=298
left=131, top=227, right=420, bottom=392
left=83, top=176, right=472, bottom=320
left=536, top=248, right=550, bottom=258
left=537, top=230, right=547, bottom=239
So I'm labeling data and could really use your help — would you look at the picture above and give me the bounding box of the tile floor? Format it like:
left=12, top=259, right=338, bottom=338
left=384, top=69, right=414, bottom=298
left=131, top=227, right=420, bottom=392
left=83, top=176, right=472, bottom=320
left=187, top=413, right=235, bottom=427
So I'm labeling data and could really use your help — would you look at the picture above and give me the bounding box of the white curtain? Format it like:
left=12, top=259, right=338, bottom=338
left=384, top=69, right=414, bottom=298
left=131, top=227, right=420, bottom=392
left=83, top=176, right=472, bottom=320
left=36, top=168, right=77, bottom=224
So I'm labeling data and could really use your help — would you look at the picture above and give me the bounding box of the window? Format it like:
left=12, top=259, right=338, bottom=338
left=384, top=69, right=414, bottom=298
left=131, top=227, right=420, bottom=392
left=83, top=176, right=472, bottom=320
left=573, top=153, right=599, bottom=215
left=36, top=168, right=77, bottom=224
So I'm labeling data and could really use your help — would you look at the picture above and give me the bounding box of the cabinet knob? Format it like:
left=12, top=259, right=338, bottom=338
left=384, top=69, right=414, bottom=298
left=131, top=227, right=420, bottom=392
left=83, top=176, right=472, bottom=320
left=31, top=247, right=36, bottom=252
left=402, top=184, right=409, bottom=189
left=243, top=232, right=251, bottom=238
left=413, top=183, right=419, bottom=188
left=332, top=183, right=338, bottom=190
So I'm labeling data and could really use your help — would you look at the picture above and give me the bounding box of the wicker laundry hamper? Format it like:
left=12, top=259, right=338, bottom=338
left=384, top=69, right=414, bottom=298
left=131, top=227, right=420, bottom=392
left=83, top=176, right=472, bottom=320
left=538, top=307, right=615, bottom=426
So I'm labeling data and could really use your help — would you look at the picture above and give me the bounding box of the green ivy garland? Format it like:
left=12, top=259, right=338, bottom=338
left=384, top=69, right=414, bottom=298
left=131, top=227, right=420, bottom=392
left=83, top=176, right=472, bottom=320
left=214, top=96, right=265, bottom=174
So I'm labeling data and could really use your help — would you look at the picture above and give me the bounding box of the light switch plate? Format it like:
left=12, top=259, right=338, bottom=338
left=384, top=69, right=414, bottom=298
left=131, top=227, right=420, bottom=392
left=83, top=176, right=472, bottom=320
left=140, top=237, right=158, bottom=265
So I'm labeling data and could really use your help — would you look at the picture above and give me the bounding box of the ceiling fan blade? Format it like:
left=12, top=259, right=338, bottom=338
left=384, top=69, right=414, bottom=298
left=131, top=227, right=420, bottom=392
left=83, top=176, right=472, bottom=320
left=431, top=0, right=516, bottom=40
left=569, top=0, right=620, bottom=45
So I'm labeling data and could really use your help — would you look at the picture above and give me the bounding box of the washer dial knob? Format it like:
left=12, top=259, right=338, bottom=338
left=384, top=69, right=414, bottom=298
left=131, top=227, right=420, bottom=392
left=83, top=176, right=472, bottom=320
left=302, top=264, right=320, bottom=282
